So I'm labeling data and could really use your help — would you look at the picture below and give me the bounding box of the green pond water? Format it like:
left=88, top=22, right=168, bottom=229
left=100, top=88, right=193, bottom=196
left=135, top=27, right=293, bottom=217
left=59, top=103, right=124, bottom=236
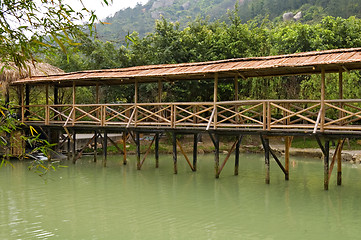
left=1, top=153, right=361, bottom=240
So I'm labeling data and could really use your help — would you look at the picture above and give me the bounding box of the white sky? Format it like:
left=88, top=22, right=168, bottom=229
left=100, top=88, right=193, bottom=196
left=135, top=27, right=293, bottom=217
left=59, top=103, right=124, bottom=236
left=64, top=0, right=150, bottom=20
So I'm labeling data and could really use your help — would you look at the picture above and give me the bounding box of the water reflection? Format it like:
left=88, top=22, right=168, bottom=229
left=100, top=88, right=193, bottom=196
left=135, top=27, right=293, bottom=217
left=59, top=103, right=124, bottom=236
left=1, top=154, right=361, bottom=239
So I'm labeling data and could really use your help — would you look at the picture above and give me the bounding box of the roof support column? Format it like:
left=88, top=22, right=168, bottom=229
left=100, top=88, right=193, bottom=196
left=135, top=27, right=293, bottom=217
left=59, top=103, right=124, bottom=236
left=25, top=84, right=30, bottom=118
left=234, top=75, right=239, bottom=101
left=320, top=68, right=325, bottom=132
left=158, top=79, right=162, bottom=123
left=213, top=73, right=218, bottom=129
left=45, top=84, right=49, bottom=125
left=20, top=85, right=24, bottom=123
left=134, top=79, right=138, bottom=127
left=339, top=70, right=343, bottom=124
left=72, top=81, right=76, bottom=126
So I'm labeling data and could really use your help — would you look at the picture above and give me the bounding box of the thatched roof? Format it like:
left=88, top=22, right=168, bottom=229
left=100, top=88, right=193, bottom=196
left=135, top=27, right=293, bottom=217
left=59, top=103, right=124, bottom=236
left=0, top=61, right=64, bottom=93
left=0, top=62, right=64, bottom=83
left=11, top=48, right=361, bottom=87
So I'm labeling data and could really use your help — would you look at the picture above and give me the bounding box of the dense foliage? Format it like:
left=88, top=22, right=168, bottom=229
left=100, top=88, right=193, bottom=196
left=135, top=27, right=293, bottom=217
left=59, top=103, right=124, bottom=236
left=47, top=9, right=361, bottom=104
left=96, top=0, right=361, bottom=41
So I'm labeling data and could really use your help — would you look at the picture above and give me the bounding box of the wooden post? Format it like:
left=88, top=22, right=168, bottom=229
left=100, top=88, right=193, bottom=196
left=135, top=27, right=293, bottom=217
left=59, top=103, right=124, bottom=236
left=94, top=131, right=97, bottom=162
left=25, top=84, right=30, bottom=117
left=324, top=140, right=330, bottom=190
left=54, top=86, right=58, bottom=121
left=337, top=140, right=342, bottom=186
left=123, top=131, right=127, bottom=165
left=157, top=79, right=162, bottom=103
left=234, top=135, right=241, bottom=175
left=96, top=83, right=100, bottom=120
left=193, top=133, right=198, bottom=171
left=45, top=84, right=49, bottom=125
left=72, top=131, right=76, bottom=163
left=72, top=81, right=76, bottom=126
left=20, top=85, right=24, bottom=122
left=285, top=136, right=290, bottom=180
left=136, top=132, right=141, bottom=170
left=339, top=70, right=343, bottom=125
left=173, top=132, right=177, bottom=174
left=134, top=79, right=138, bottom=127
left=234, top=75, right=239, bottom=101
left=320, top=68, right=326, bottom=132
left=214, top=134, right=220, bottom=178
left=213, top=73, right=218, bottom=129
left=103, top=131, right=108, bottom=167
left=67, top=134, right=71, bottom=161
left=263, top=137, right=270, bottom=184
left=155, top=133, right=159, bottom=168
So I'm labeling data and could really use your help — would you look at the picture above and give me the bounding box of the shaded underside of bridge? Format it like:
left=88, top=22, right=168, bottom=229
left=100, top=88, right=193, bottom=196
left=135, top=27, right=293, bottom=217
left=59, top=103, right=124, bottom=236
left=10, top=47, right=361, bottom=190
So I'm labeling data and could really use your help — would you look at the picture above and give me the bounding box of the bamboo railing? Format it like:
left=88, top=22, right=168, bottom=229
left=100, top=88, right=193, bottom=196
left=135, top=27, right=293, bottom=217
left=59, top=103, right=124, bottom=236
left=21, top=99, right=361, bottom=132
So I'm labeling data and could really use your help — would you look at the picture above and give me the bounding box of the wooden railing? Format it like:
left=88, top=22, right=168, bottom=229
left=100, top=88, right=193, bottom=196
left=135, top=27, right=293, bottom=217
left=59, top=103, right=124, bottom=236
left=21, top=99, right=361, bottom=132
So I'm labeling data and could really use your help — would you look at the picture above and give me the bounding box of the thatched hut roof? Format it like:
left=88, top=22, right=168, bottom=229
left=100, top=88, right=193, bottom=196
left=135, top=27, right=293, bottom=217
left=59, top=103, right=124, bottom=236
left=0, top=62, right=64, bottom=93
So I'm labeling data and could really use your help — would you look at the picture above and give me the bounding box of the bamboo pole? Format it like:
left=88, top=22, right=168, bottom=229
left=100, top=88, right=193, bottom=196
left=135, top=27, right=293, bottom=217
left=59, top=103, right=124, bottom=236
left=155, top=133, right=159, bottom=168
left=214, top=134, right=220, bottom=178
left=213, top=73, right=218, bottom=129
left=173, top=132, right=177, bottom=174
left=260, top=135, right=270, bottom=184
left=193, top=133, right=198, bottom=171
left=234, top=135, right=242, bottom=175
left=45, top=84, right=49, bottom=125
left=72, top=81, right=76, bottom=126
left=339, top=70, right=344, bottom=125
left=123, top=131, right=127, bottom=165
left=136, top=132, right=140, bottom=170
left=337, top=139, right=343, bottom=185
left=134, top=79, right=138, bottom=127
left=94, top=131, right=97, bottom=162
left=284, top=136, right=291, bottom=180
left=324, top=140, right=329, bottom=190
left=103, top=131, right=108, bottom=167
left=21, top=85, right=24, bottom=123
left=321, top=68, right=326, bottom=132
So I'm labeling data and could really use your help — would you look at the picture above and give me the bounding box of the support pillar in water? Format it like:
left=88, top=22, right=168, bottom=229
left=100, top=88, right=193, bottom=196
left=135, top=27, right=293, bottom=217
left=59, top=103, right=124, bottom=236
left=94, top=130, right=97, bottom=162
left=103, top=131, right=108, bottom=167
left=155, top=133, right=159, bottom=168
left=173, top=132, right=177, bottom=174
left=264, top=138, right=270, bottom=184
left=324, top=140, right=330, bottom=190
left=234, top=135, right=242, bottom=176
left=136, top=132, right=141, bottom=170
left=214, top=134, right=220, bottom=178
left=193, top=133, right=198, bottom=172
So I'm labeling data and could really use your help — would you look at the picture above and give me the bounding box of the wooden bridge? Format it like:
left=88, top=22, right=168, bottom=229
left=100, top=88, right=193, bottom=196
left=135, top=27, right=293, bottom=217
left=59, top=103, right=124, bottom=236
left=10, top=47, right=361, bottom=190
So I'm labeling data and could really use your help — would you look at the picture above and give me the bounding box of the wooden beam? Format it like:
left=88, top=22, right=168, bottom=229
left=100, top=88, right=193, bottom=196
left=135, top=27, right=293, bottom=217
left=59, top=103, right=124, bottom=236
left=234, top=135, right=242, bottom=175
left=234, top=75, right=239, bottom=101
left=136, top=132, right=140, bottom=170
left=158, top=79, right=162, bottom=103
left=123, top=131, right=127, bottom=165
left=214, top=134, right=220, bottom=178
left=94, top=131, right=97, bottom=162
left=72, top=81, right=76, bottom=126
left=260, top=135, right=270, bottom=184
left=155, top=133, right=159, bottom=168
left=324, top=140, right=330, bottom=190
left=213, top=73, right=218, bottom=129
left=21, top=85, right=24, bottom=122
left=139, top=136, right=156, bottom=169
left=176, top=139, right=194, bottom=171
left=173, top=132, right=177, bottom=174
left=320, top=68, right=325, bottom=132
left=284, top=136, right=293, bottom=180
left=193, top=133, right=198, bottom=171
left=337, top=139, right=343, bottom=186
left=103, top=131, right=108, bottom=167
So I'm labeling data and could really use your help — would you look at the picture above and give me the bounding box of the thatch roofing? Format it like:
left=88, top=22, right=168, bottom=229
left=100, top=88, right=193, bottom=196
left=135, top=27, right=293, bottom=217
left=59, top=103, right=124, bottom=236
left=10, top=48, right=361, bottom=87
